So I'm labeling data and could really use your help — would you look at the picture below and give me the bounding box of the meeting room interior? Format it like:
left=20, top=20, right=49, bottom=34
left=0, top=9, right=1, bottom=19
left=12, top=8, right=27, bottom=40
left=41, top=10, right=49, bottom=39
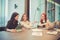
left=0, top=0, right=60, bottom=40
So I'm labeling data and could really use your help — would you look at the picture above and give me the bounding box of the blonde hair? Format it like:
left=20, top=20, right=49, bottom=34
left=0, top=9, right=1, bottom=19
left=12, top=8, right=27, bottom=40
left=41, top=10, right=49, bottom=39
left=21, top=13, right=29, bottom=21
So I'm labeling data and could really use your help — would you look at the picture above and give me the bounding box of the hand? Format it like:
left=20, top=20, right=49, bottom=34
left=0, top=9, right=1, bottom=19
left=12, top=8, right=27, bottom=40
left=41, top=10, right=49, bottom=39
left=22, top=27, right=26, bottom=31
left=11, top=29, right=17, bottom=32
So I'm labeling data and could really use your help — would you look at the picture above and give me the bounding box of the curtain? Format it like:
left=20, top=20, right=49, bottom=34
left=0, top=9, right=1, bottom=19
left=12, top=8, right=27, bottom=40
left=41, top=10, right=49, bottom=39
left=0, top=0, right=5, bottom=27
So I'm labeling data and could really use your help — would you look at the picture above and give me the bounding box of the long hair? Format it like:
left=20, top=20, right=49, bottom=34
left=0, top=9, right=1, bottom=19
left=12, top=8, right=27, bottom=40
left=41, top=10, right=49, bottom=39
left=21, top=13, right=29, bottom=21
left=10, top=12, right=19, bottom=24
left=40, top=13, right=47, bottom=24
left=10, top=12, right=19, bottom=20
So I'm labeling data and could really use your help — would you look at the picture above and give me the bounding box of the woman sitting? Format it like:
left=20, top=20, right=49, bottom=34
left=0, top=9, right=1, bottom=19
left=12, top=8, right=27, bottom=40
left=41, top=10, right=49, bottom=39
left=6, top=12, right=19, bottom=32
left=20, top=13, right=32, bottom=30
left=37, top=12, right=52, bottom=29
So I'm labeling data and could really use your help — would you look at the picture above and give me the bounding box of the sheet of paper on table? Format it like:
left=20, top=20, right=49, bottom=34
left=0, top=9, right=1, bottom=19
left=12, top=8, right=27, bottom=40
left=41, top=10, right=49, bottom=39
left=47, top=31, right=58, bottom=35
left=32, top=31, right=43, bottom=36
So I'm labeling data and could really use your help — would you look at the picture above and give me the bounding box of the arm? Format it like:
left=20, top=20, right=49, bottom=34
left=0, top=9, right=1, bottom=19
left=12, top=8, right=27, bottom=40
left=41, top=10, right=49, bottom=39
left=46, top=20, right=54, bottom=28
left=38, top=22, right=47, bottom=26
left=20, top=21, right=32, bottom=28
left=24, top=22, right=32, bottom=28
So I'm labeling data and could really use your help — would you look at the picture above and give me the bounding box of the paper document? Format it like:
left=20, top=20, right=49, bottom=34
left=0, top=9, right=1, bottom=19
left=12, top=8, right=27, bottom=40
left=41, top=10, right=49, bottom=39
left=32, top=31, right=43, bottom=36
left=47, top=31, right=58, bottom=35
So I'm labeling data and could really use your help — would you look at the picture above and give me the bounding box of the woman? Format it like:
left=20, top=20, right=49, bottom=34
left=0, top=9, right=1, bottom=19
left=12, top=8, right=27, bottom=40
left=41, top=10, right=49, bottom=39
left=6, top=12, right=19, bottom=32
left=20, top=13, right=32, bottom=30
left=38, top=12, right=52, bottom=29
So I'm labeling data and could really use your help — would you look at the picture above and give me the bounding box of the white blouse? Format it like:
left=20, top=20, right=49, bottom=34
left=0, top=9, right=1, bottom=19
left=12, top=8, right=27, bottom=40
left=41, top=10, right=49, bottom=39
left=20, top=21, right=32, bottom=28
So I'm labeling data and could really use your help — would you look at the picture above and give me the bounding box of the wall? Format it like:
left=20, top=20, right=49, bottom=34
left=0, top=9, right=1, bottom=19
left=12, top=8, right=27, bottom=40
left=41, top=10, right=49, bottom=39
left=0, top=0, right=25, bottom=27
left=47, top=0, right=60, bottom=22
left=7, top=0, right=25, bottom=24
left=55, top=4, right=60, bottom=21
left=30, top=0, right=45, bottom=27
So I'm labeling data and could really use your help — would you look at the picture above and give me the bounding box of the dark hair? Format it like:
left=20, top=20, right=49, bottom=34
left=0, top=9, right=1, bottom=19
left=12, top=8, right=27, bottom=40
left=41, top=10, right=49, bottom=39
left=21, top=13, right=29, bottom=21
left=10, top=12, right=19, bottom=20
left=40, top=13, right=47, bottom=23
left=10, top=12, right=19, bottom=24
left=6, top=12, right=19, bottom=29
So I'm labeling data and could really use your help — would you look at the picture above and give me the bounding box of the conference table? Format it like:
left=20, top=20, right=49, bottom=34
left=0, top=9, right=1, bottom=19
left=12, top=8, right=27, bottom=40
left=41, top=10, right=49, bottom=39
left=0, top=28, right=60, bottom=40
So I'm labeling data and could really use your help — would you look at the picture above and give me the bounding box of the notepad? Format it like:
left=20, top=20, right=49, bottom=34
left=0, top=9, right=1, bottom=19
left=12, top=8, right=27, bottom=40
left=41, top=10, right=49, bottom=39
left=32, top=31, right=43, bottom=36
left=47, top=31, right=58, bottom=35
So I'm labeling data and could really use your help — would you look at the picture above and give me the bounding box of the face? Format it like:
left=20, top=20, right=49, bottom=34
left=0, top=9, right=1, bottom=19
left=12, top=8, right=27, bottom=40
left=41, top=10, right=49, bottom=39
left=23, top=14, right=27, bottom=21
left=15, top=15, right=19, bottom=21
left=41, top=15, right=45, bottom=20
